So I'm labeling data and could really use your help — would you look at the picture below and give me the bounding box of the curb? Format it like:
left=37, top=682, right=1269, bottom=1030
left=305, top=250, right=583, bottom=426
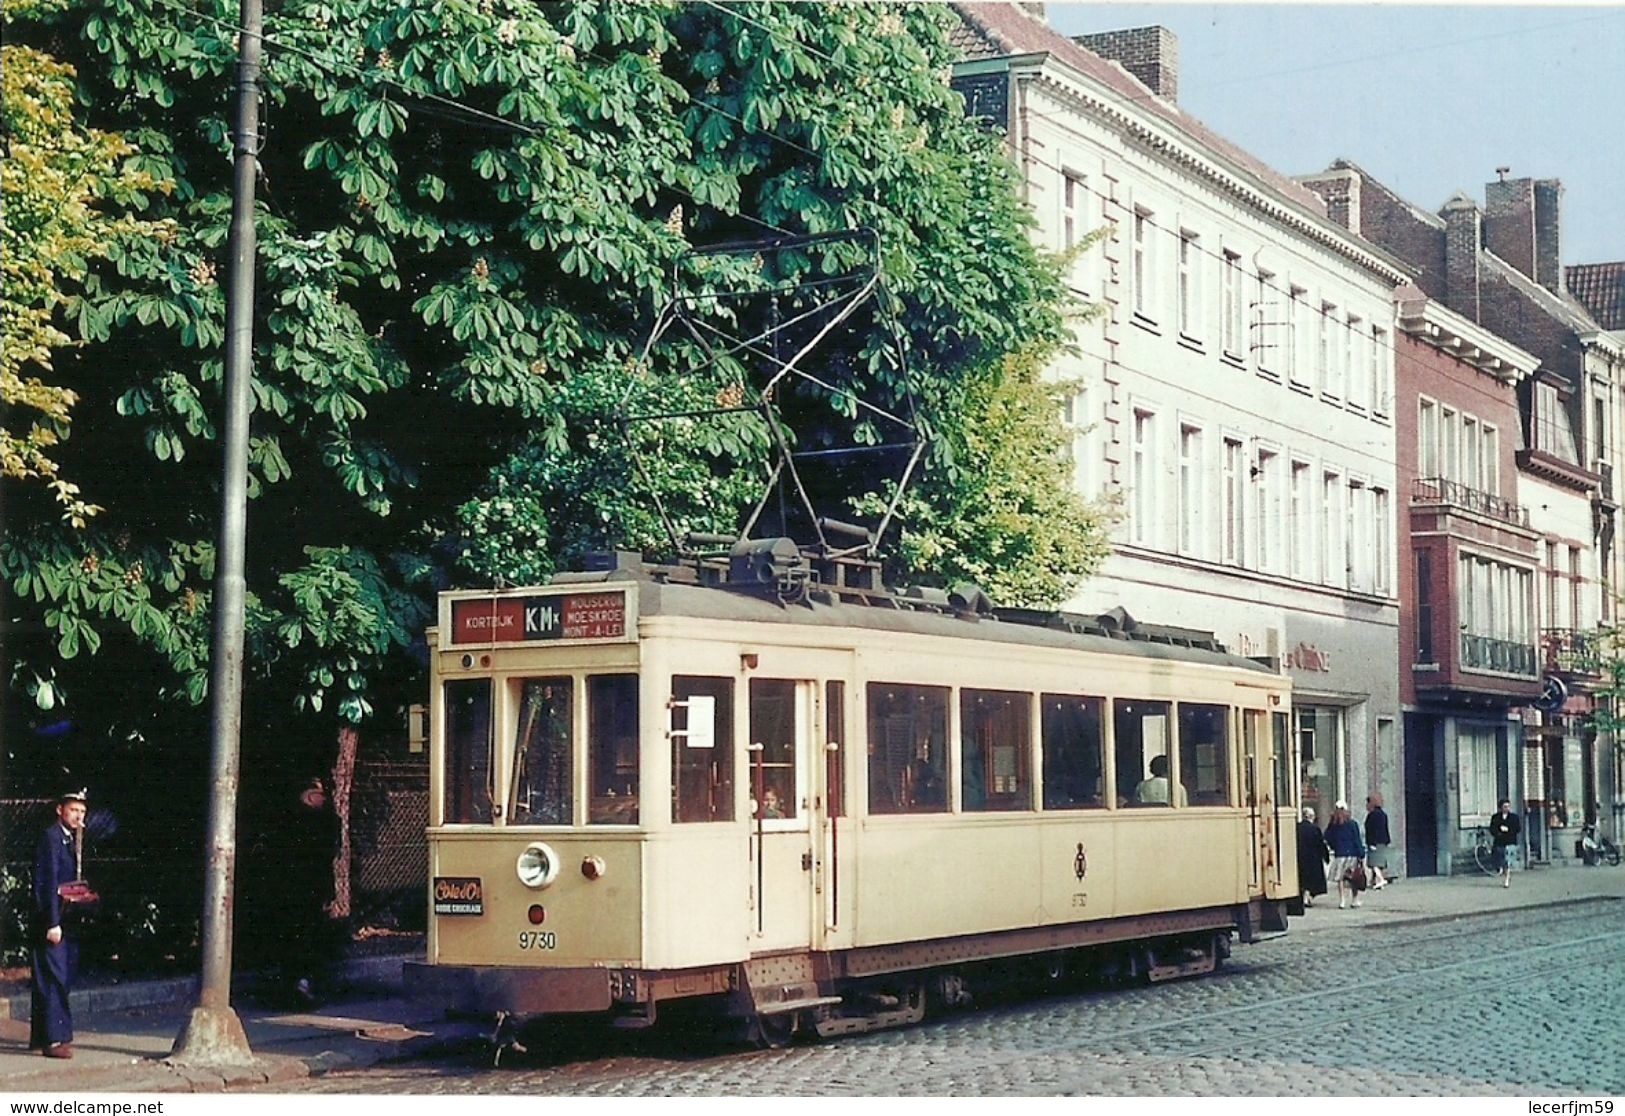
left=1, top=952, right=417, bottom=1023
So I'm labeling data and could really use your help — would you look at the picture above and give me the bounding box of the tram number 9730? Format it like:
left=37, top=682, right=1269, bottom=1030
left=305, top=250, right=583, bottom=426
left=517, top=931, right=558, bottom=951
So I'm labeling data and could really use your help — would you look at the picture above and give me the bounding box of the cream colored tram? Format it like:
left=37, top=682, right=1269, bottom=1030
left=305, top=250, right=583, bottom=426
left=406, top=554, right=1299, bottom=1039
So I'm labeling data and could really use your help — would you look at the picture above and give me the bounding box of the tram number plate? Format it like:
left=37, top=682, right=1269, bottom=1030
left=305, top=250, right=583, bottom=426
left=518, top=931, right=558, bottom=951
left=1071, top=892, right=1089, bottom=908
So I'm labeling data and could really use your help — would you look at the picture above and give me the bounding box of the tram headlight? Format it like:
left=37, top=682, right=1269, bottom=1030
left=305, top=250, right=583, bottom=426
left=516, top=842, right=562, bottom=889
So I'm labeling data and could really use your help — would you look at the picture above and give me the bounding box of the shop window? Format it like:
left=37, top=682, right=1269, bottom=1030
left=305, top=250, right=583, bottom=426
left=670, top=675, right=732, bottom=824
left=1178, top=703, right=1232, bottom=806
left=750, top=679, right=798, bottom=820
left=1116, top=699, right=1178, bottom=807
left=443, top=679, right=493, bottom=824
left=1041, top=695, right=1106, bottom=810
left=867, top=683, right=949, bottom=815
left=510, top=677, right=572, bottom=825
left=586, top=675, right=639, bottom=824
left=1297, top=705, right=1343, bottom=820
left=961, top=689, right=1031, bottom=812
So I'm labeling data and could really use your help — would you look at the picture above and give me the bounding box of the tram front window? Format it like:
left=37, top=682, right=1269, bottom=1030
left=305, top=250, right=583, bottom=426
left=444, top=679, right=494, bottom=824
left=1178, top=703, right=1232, bottom=806
left=588, top=674, right=640, bottom=825
left=962, top=689, right=1030, bottom=812
left=751, top=679, right=797, bottom=820
left=867, top=683, right=949, bottom=815
left=1042, top=695, right=1105, bottom=810
left=511, top=677, right=572, bottom=825
left=672, top=676, right=734, bottom=823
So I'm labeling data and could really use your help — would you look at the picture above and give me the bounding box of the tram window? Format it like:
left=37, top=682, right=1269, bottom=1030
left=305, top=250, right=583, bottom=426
left=1178, top=703, right=1232, bottom=806
left=510, top=677, right=572, bottom=825
left=1041, top=695, right=1105, bottom=810
left=671, top=676, right=735, bottom=824
left=587, top=674, right=639, bottom=825
left=1117, top=699, right=1181, bottom=807
left=962, top=689, right=1031, bottom=812
left=750, top=679, right=797, bottom=820
left=443, top=679, right=494, bottom=824
left=867, top=683, right=949, bottom=815
left=1272, top=710, right=1294, bottom=808
left=826, top=681, right=846, bottom=817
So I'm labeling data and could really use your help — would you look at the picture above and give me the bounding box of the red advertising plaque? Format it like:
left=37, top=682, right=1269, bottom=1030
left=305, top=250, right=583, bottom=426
left=450, top=590, right=629, bottom=645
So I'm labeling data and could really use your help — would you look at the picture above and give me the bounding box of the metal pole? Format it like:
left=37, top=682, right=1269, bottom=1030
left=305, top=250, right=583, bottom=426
left=170, top=0, right=261, bottom=1066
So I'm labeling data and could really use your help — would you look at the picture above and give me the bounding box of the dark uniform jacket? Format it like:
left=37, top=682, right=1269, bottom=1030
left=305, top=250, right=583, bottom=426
left=32, top=823, right=77, bottom=938
left=1490, top=809, right=1522, bottom=847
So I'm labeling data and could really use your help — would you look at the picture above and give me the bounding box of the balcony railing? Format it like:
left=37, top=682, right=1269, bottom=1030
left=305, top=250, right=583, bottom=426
left=1459, top=633, right=1538, bottom=676
left=1411, top=477, right=1530, bottom=528
left=1542, top=628, right=1603, bottom=677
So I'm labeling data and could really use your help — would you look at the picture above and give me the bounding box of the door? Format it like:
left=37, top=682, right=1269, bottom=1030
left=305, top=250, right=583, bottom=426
left=748, top=678, right=817, bottom=952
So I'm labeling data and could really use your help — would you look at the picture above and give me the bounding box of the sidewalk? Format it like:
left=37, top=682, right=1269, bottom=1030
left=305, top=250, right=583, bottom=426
left=2, top=866, right=1622, bottom=1093
left=0, top=951, right=486, bottom=1093
left=1285, top=859, right=1625, bottom=933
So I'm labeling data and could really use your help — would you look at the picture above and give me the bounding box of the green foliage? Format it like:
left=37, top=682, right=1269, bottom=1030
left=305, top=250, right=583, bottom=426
left=857, top=341, right=1118, bottom=607
left=2, top=0, right=1108, bottom=753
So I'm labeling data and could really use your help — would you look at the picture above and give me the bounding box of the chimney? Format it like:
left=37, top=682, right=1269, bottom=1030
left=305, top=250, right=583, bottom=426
left=1072, top=26, right=1179, bottom=102
left=1534, top=179, right=1564, bottom=295
left=1016, top=2, right=1048, bottom=22
left=1298, top=168, right=1361, bottom=235
left=1483, top=173, right=1537, bottom=282
left=1439, top=193, right=1482, bottom=324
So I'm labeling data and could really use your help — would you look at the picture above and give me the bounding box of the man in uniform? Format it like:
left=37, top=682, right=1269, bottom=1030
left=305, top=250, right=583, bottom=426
left=31, top=788, right=87, bottom=1058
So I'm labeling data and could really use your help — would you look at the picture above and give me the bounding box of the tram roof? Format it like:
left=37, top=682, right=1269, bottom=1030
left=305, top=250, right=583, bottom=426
left=529, top=568, right=1280, bottom=678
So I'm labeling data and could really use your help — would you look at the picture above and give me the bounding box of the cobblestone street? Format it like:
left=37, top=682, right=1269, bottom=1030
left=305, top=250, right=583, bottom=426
left=264, top=883, right=1625, bottom=1096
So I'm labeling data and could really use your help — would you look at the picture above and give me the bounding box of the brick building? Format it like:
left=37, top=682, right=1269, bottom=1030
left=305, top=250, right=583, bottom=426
left=951, top=6, right=1411, bottom=851
left=1301, top=162, right=1625, bottom=866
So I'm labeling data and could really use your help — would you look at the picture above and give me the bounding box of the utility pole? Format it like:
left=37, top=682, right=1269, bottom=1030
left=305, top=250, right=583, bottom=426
left=170, top=0, right=262, bottom=1067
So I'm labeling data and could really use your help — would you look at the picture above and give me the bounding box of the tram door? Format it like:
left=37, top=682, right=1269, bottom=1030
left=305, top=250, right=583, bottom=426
left=1243, top=708, right=1287, bottom=897
left=748, top=678, right=818, bottom=952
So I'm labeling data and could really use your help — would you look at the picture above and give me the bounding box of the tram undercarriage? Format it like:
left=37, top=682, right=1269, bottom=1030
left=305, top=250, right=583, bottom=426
left=409, top=897, right=1283, bottom=1051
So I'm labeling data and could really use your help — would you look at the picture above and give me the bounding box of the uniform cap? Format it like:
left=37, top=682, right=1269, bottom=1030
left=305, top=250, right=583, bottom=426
left=58, top=787, right=88, bottom=804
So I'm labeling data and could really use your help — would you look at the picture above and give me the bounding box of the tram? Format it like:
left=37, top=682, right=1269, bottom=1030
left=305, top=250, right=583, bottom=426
left=405, top=544, right=1298, bottom=1041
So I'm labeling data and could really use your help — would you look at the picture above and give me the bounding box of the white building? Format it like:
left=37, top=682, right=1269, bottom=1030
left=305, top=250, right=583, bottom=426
left=951, top=5, right=1411, bottom=820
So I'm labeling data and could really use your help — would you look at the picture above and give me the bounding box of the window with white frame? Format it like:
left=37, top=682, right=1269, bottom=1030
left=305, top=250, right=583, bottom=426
left=1179, top=423, right=1203, bottom=557
left=1419, top=398, right=1439, bottom=477
left=1222, top=437, right=1245, bottom=566
left=1346, top=314, right=1366, bottom=410
left=1062, top=386, right=1099, bottom=499
left=1371, top=326, right=1390, bottom=416
left=1374, top=487, right=1391, bottom=594
left=1131, top=407, right=1157, bottom=546
left=1178, top=231, right=1200, bottom=339
left=1483, top=424, right=1500, bottom=495
left=1222, top=251, right=1243, bottom=359
left=1320, top=302, right=1340, bottom=400
left=1463, top=416, right=1481, bottom=491
left=1442, top=406, right=1460, bottom=479
left=1347, top=479, right=1369, bottom=591
left=1534, top=381, right=1579, bottom=462
left=1256, top=449, right=1282, bottom=572
left=1289, top=286, right=1311, bottom=390
left=1255, top=269, right=1278, bottom=375
left=1321, top=470, right=1344, bottom=586
left=1061, top=171, right=1092, bottom=292
left=1133, top=209, right=1155, bottom=321
left=1290, top=460, right=1312, bottom=580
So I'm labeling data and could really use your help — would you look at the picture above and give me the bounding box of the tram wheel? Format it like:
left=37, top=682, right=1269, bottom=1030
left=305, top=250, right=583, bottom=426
left=747, top=1011, right=798, bottom=1049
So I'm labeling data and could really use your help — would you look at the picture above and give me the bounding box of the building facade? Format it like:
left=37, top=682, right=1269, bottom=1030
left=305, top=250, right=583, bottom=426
left=951, top=5, right=1410, bottom=852
left=1301, top=162, right=1625, bottom=868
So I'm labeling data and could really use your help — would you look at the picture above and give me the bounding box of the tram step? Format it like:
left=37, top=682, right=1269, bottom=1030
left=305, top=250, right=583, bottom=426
left=757, top=994, right=843, bottom=1016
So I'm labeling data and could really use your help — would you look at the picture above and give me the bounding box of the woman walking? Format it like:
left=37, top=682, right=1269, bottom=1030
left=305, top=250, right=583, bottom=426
left=1297, top=806, right=1330, bottom=907
left=1324, top=800, right=1367, bottom=909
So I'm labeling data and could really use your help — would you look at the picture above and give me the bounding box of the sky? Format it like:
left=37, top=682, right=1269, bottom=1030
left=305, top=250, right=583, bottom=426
left=1045, top=3, right=1625, bottom=264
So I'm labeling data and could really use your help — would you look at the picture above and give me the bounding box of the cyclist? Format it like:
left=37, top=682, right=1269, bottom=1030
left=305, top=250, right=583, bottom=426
left=1489, top=799, right=1521, bottom=888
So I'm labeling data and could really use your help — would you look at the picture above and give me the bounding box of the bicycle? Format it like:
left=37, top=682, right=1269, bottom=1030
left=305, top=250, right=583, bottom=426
left=1472, top=827, right=1497, bottom=875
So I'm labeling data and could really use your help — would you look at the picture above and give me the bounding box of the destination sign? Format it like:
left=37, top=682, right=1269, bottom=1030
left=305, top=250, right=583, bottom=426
left=449, top=590, right=629, bottom=646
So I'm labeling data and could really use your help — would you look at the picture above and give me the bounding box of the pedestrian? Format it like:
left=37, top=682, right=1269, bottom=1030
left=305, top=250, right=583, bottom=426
left=1324, top=799, right=1367, bottom=909
left=30, top=789, right=90, bottom=1058
left=1296, top=806, right=1330, bottom=907
left=1364, top=793, right=1393, bottom=888
left=1489, top=798, right=1521, bottom=888
left=285, top=774, right=341, bottom=1004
